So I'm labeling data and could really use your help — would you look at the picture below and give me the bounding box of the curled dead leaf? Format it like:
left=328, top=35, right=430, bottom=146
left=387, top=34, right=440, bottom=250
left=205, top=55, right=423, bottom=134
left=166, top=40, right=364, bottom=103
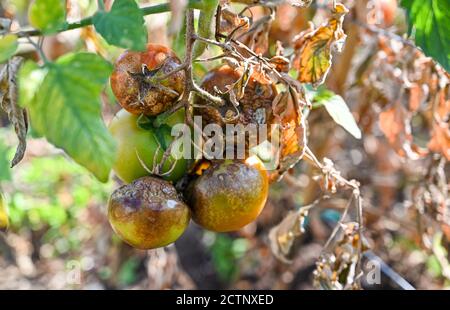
left=378, top=103, right=427, bottom=160
left=219, top=7, right=250, bottom=37
left=0, top=57, right=28, bottom=167
left=314, top=222, right=363, bottom=290
left=269, top=208, right=308, bottom=263
left=428, top=122, right=450, bottom=161
left=268, top=86, right=307, bottom=182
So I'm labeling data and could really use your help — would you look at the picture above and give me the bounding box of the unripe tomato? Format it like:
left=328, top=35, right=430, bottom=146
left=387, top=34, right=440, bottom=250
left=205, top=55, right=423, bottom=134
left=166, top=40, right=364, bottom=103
left=110, top=44, right=185, bottom=116
left=194, top=65, right=277, bottom=127
left=187, top=156, right=269, bottom=232
left=108, top=176, right=190, bottom=249
left=108, top=109, right=188, bottom=183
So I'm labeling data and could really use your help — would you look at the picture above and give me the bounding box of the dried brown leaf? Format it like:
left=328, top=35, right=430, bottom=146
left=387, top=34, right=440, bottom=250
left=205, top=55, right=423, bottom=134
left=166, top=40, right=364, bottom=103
left=269, top=208, right=308, bottom=263
left=269, top=87, right=306, bottom=182
left=428, top=122, right=450, bottom=161
left=378, top=103, right=427, bottom=160
left=0, top=57, right=28, bottom=167
left=314, top=222, right=362, bottom=290
left=219, top=7, right=250, bottom=36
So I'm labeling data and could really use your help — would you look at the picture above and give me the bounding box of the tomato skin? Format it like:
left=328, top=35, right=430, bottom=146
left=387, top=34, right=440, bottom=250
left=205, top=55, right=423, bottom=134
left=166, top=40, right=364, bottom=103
left=108, top=176, right=190, bottom=249
left=108, top=109, right=188, bottom=183
left=110, top=44, right=185, bottom=116
left=187, top=156, right=269, bottom=232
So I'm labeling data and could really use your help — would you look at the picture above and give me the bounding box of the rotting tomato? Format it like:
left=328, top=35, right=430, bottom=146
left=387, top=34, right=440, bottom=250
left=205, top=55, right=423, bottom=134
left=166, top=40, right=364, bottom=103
left=193, top=65, right=277, bottom=127
left=110, top=44, right=185, bottom=116
left=108, top=176, right=190, bottom=249
left=108, top=108, right=189, bottom=184
left=186, top=156, right=269, bottom=232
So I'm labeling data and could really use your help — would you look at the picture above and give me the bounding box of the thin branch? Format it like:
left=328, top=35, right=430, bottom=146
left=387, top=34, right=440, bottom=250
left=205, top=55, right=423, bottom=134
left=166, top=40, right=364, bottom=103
left=12, top=0, right=204, bottom=38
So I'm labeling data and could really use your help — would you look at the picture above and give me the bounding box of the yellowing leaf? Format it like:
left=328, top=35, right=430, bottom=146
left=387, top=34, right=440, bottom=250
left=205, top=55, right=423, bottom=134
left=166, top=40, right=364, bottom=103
left=292, top=4, right=348, bottom=87
left=0, top=34, right=18, bottom=63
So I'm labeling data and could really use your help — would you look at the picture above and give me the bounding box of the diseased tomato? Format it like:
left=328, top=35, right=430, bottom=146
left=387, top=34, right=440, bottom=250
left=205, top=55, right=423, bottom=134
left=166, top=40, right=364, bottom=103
left=194, top=65, right=277, bottom=127
left=186, top=156, right=269, bottom=232
left=110, top=44, right=185, bottom=116
left=108, top=176, right=190, bottom=249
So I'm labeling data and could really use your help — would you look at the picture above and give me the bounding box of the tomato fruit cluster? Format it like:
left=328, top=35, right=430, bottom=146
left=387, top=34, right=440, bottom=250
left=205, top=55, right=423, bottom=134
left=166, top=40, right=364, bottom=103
left=108, top=45, right=271, bottom=250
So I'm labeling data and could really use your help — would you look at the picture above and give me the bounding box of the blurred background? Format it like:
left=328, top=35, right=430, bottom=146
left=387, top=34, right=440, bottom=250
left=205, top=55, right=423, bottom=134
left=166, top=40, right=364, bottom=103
left=0, top=0, right=449, bottom=289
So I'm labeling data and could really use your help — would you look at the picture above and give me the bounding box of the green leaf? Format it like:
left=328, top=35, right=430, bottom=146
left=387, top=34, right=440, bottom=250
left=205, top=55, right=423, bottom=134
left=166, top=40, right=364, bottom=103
left=18, top=54, right=116, bottom=182
left=0, top=139, right=11, bottom=181
left=323, top=95, right=361, bottom=139
left=29, top=0, right=66, bottom=34
left=309, top=87, right=362, bottom=139
left=401, top=0, right=450, bottom=72
left=93, top=0, right=147, bottom=51
left=0, top=35, right=18, bottom=63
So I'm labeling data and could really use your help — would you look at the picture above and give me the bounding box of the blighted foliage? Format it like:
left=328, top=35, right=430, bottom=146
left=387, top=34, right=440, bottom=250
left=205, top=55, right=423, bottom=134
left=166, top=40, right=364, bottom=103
left=0, top=58, right=28, bottom=167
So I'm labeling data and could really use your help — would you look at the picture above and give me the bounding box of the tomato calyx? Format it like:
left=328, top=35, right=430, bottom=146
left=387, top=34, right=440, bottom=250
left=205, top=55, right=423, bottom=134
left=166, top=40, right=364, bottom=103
left=128, top=64, right=181, bottom=105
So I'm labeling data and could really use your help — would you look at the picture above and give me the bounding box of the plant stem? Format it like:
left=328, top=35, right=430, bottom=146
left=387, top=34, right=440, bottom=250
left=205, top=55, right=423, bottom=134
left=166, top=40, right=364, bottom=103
left=13, top=0, right=204, bottom=38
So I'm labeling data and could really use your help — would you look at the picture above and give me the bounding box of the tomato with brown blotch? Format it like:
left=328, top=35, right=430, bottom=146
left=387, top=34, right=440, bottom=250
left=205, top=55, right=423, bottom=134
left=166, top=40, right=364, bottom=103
left=186, top=156, right=269, bottom=232
left=108, top=176, right=191, bottom=249
left=110, top=44, right=185, bottom=116
left=193, top=65, right=277, bottom=127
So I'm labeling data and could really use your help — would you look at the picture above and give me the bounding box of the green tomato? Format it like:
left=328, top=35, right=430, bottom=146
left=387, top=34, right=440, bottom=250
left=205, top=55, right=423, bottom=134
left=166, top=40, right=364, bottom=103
left=109, top=109, right=189, bottom=183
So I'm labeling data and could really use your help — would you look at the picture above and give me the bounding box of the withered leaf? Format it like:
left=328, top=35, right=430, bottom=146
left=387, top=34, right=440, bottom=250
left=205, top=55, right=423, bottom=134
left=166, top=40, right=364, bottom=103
left=292, top=4, right=348, bottom=87
left=269, top=86, right=306, bottom=182
left=378, top=103, right=427, bottom=160
left=314, top=222, right=362, bottom=290
left=239, top=20, right=272, bottom=56
left=408, top=83, right=426, bottom=112
left=428, top=122, right=450, bottom=161
left=219, top=7, right=250, bottom=37
left=269, top=208, right=308, bottom=263
left=0, top=57, right=28, bottom=167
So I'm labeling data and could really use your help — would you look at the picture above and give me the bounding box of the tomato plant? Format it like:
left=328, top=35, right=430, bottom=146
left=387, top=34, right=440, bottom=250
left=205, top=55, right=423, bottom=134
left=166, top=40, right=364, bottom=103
left=0, top=0, right=448, bottom=291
